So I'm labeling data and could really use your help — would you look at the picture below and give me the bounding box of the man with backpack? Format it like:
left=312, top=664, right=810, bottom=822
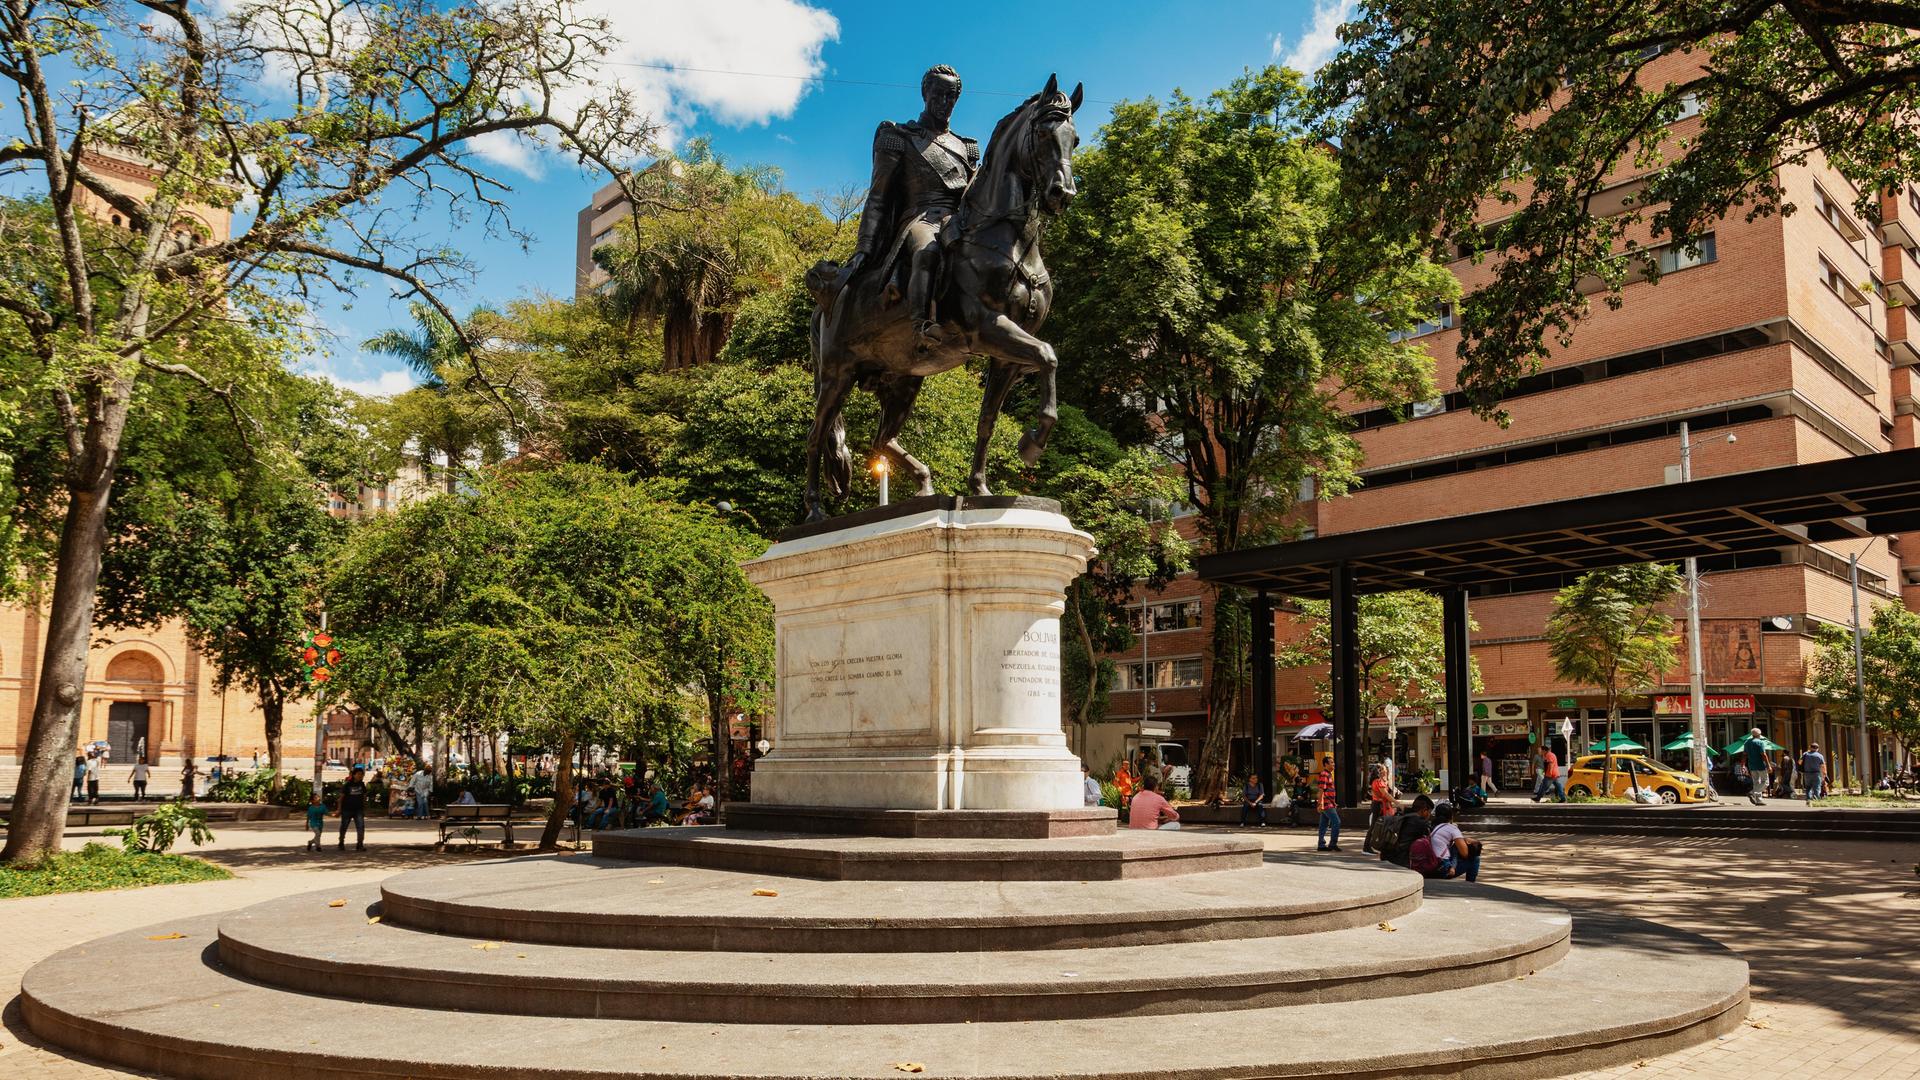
left=1383, top=794, right=1435, bottom=868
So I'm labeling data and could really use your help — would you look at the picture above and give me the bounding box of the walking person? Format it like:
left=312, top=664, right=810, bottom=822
left=1801, top=743, right=1827, bottom=802
left=1082, top=765, right=1104, bottom=807
left=71, top=755, right=87, bottom=799
left=129, top=759, right=149, bottom=800
left=337, top=765, right=368, bottom=851
left=1315, top=757, right=1342, bottom=852
left=180, top=759, right=199, bottom=800
left=1744, top=729, right=1770, bottom=805
left=1531, top=745, right=1567, bottom=803
left=305, top=794, right=327, bottom=852
left=1239, top=774, right=1266, bottom=828
left=84, top=751, right=101, bottom=805
left=1478, top=751, right=1498, bottom=795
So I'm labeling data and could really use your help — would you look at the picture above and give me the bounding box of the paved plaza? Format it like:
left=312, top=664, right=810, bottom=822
left=0, top=818, right=1913, bottom=1079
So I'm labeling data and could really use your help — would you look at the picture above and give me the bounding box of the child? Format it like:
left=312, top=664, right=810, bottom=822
left=305, top=794, right=327, bottom=852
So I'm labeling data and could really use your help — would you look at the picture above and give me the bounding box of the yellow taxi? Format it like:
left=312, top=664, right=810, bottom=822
left=1564, top=754, right=1711, bottom=803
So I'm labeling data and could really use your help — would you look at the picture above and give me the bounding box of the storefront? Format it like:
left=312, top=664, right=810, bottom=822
left=1652, top=693, right=1758, bottom=771
left=1469, top=699, right=1532, bottom=791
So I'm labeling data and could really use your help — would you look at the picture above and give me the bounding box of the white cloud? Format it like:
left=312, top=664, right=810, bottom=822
left=1273, top=0, right=1354, bottom=78
left=468, top=129, right=549, bottom=180
left=572, top=0, right=839, bottom=148
left=321, top=368, right=417, bottom=398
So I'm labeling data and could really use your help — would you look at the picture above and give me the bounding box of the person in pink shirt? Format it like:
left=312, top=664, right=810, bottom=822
left=1127, top=774, right=1181, bottom=830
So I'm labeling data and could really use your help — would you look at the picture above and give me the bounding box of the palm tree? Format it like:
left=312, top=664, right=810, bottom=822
left=362, top=303, right=499, bottom=493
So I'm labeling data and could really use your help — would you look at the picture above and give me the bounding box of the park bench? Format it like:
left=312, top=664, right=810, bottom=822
left=435, top=803, right=517, bottom=850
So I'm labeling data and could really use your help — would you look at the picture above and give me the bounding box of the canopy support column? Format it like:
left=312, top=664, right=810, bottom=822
left=1331, top=563, right=1362, bottom=808
left=1250, top=590, right=1274, bottom=798
left=1444, top=588, right=1472, bottom=795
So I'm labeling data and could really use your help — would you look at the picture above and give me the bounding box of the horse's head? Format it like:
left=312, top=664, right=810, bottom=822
left=1029, top=73, right=1083, bottom=216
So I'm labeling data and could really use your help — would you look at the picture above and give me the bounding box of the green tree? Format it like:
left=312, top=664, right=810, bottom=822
left=1047, top=67, right=1456, bottom=800
left=0, top=0, right=651, bottom=864
left=323, top=465, right=770, bottom=848
left=1320, top=1, right=1920, bottom=410
left=1809, top=604, right=1920, bottom=766
left=1545, top=564, right=1683, bottom=794
left=1277, top=591, right=1482, bottom=730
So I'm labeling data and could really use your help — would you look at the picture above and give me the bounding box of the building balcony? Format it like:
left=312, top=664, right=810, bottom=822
left=1884, top=238, right=1920, bottom=310
left=1891, top=305, right=1920, bottom=368
left=1882, top=186, right=1920, bottom=251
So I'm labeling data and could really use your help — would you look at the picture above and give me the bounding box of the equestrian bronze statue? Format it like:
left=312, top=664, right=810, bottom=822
left=802, top=68, right=1082, bottom=523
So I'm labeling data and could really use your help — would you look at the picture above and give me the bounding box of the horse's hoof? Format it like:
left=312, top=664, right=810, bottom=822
left=1017, top=431, right=1045, bottom=466
left=966, top=481, right=993, bottom=497
left=803, top=505, right=828, bottom=525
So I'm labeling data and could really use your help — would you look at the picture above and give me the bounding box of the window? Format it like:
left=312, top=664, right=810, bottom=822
left=1133, top=599, right=1203, bottom=634
left=591, top=226, right=619, bottom=249
left=1655, top=234, right=1717, bottom=273
left=1673, top=92, right=1702, bottom=120
left=1410, top=395, right=1447, bottom=419
left=1820, top=257, right=1869, bottom=307
left=1116, top=657, right=1205, bottom=691
left=1388, top=302, right=1456, bottom=342
left=1812, top=184, right=1865, bottom=242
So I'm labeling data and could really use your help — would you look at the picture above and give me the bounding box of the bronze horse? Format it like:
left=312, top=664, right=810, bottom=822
left=802, top=74, right=1082, bottom=523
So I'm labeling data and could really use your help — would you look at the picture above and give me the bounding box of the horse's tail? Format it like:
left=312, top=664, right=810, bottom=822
left=805, top=259, right=839, bottom=309
left=809, top=300, right=854, bottom=501
left=826, top=412, right=852, bottom=499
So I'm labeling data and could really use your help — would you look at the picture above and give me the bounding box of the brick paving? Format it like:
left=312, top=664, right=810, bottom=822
left=1, top=818, right=1915, bottom=1078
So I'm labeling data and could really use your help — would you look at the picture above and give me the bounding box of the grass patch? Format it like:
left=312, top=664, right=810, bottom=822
left=0, top=842, right=230, bottom=899
left=1801, top=794, right=1917, bottom=809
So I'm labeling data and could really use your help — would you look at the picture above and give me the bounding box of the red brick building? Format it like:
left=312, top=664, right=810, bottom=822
left=1101, top=54, right=1918, bottom=792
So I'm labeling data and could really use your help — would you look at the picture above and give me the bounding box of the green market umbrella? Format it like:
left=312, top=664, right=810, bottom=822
left=1588, top=732, right=1648, bottom=753
left=1661, top=732, right=1722, bottom=756
left=1724, top=733, right=1786, bottom=755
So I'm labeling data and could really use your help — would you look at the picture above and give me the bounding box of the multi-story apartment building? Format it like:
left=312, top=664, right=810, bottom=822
left=1104, top=54, right=1918, bottom=793
left=575, top=175, right=632, bottom=299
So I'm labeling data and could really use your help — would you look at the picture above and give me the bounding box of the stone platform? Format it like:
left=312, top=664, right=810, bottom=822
left=20, top=831, right=1748, bottom=1079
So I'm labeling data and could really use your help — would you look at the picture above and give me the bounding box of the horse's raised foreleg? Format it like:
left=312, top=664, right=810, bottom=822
left=804, top=364, right=856, bottom=524
left=971, top=311, right=1061, bottom=468
left=872, top=376, right=934, bottom=497
left=968, top=361, right=1021, bottom=496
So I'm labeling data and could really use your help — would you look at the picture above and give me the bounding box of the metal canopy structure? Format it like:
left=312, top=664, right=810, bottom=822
left=1200, top=447, right=1920, bottom=599
left=1199, top=448, right=1920, bottom=807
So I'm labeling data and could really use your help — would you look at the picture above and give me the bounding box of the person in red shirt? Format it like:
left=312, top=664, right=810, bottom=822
left=1316, top=760, right=1341, bottom=851
left=1127, top=774, right=1180, bottom=830
left=1532, top=746, right=1567, bottom=803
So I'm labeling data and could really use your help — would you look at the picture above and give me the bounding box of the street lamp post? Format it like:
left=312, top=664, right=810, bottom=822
left=1849, top=552, right=1871, bottom=793
left=1678, top=423, right=1732, bottom=797
left=874, top=457, right=889, bottom=506
left=1383, top=703, right=1401, bottom=786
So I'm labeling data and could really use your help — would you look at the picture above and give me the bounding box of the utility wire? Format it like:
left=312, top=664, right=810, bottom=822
left=597, top=59, right=1119, bottom=105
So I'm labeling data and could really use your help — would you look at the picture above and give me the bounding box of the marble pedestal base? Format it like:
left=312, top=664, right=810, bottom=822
left=742, top=497, right=1094, bottom=812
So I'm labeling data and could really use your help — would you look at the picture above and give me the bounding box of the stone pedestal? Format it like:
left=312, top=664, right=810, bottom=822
left=741, top=496, right=1093, bottom=811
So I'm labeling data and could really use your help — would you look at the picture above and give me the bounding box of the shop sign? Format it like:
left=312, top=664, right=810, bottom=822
left=1555, top=697, right=1579, bottom=708
left=1275, top=708, right=1324, bottom=729
left=1472, top=699, right=1529, bottom=721
left=1653, top=693, right=1755, bottom=716
left=1474, top=722, right=1529, bottom=736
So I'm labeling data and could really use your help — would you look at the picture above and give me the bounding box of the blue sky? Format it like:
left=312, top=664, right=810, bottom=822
left=299, top=1, right=1357, bottom=393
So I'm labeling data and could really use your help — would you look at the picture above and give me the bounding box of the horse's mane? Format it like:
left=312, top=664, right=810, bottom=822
left=964, top=91, right=1064, bottom=221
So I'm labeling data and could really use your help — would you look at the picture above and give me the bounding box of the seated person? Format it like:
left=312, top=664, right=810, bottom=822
left=1419, top=802, right=1482, bottom=882
left=644, top=785, right=671, bottom=824
left=1384, top=794, right=1435, bottom=867
left=1127, top=774, right=1181, bottom=830
left=454, top=788, right=477, bottom=806
left=1239, top=775, right=1266, bottom=827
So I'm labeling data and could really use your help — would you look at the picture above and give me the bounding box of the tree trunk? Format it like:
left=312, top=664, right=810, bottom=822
left=1, top=406, right=129, bottom=864
left=709, top=688, right=730, bottom=802
left=1068, top=579, right=1100, bottom=761
left=538, top=732, right=576, bottom=850
left=1193, top=585, right=1247, bottom=804
left=261, top=689, right=285, bottom=797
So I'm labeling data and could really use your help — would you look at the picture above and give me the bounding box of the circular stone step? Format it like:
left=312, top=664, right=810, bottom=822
left=588, top=826, right=1263, bottom=880
left=21, top=907, right=1748, bottom=1080
left=378, top=852, right=1423, bottom=952
left=217, top=885, right=1570, bottom=1024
